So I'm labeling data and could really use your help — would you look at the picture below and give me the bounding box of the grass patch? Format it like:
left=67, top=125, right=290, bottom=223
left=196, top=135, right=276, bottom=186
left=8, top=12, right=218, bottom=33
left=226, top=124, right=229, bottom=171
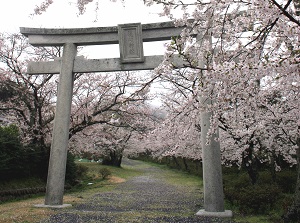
left=133, top=159, right=203, bottom=187
left=65, top=160, right=145, bottom=199
left=161, top=167, right=203, bottom=188
left=0, top=195, right=82, bottom=223
left=233, top=215, right=272, bottom=223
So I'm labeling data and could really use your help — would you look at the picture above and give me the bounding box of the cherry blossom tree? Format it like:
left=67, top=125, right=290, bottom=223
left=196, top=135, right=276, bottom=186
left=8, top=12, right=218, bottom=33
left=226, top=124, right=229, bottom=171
left=68, top=71, right=157, bottom=166
left=128, top=73, right=202, bottom=160
left=143, top=0, right=299, bottom=220
left=106, top=0, right=298, bottom=218
left=0, top=33, right=60, bottom=146
left=0, top=32, right=158, bottom=167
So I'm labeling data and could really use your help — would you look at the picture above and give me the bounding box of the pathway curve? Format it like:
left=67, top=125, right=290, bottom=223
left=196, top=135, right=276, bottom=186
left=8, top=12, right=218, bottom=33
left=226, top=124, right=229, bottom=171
left=41, top=159, right=235, bottom=223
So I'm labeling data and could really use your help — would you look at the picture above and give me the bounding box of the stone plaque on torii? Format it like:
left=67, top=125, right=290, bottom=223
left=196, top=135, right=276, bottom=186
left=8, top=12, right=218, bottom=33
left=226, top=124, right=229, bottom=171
left=20, top=21, right=231, bottom=217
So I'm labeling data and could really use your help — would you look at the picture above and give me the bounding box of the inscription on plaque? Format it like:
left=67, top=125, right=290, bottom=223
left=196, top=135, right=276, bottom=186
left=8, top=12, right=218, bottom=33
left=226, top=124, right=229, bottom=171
left=118, top=23, right=144, bottom=63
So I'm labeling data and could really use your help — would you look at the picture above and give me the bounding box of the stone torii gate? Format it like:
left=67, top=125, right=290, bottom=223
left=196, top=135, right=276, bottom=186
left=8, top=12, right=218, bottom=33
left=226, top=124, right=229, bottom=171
left=20, top=22, right=231, bottom=217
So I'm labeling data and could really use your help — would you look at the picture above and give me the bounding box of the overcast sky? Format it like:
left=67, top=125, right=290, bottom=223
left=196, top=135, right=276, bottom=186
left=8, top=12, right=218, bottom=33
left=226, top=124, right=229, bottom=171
left=0, top=0, right=171, bottom=58
left=0, top=0, right=168, bottom=33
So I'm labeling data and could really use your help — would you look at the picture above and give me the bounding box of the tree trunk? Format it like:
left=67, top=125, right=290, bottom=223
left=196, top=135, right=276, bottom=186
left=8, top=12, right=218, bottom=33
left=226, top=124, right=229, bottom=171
left=173, top=156, right=180, bottom=169
left=183, top=158, right=189, bottom=172
left=242, top=144, right=259, bottom=185
left=102, top=151, right=123, bottom=167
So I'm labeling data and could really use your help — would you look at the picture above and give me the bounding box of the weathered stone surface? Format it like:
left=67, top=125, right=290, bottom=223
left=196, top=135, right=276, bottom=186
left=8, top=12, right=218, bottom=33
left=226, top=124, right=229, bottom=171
left=118, top=23, right=144, bottom=63
left=44, top=43, right=77, bottom=206
left=34, top=204, right=72, bottom=209
left=20, top=21, right=176, bottom=36
left=26, top=55, right=189, bottom=74
left=196, top=210, right=233, bottom=218
left=200, top=97, right=225, bottom=212
left=27, top=60, right=61, bottom=74
left=26, top=33, right=119, bottom=46
left=20, top=21, right=185, bottom=46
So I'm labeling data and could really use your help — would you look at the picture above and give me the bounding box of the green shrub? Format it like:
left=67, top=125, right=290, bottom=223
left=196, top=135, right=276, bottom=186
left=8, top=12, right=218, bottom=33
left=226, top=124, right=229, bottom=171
left=99, top=168, right=112, bottom=179
left=225, top=183, right=282, bottom=214
left=76, top=163, right=89, bottom=178
left=276, top=170, right=297, bottom=193
left=0, top=125, right=26, bottom=180
left=223, top=172, right=251, bottom=191
left=284, top=203, right=300, bottom=223
left=24, top=143, right=49, bottom=180
left=65, top=152, right=79, bottom=186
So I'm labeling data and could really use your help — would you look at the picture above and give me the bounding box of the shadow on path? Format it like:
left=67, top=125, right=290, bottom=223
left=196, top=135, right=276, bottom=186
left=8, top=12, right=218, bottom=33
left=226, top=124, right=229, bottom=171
left=40, top=159, right=235, bottom=223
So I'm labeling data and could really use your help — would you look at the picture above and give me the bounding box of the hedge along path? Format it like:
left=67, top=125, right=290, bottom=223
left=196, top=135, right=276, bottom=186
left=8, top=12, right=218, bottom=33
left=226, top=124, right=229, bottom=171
left=39, top=159, right=235, bottom=223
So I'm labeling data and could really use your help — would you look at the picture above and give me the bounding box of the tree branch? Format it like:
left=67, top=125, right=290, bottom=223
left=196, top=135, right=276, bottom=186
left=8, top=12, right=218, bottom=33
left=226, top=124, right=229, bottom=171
left=270, top=0, right=300, bottom=26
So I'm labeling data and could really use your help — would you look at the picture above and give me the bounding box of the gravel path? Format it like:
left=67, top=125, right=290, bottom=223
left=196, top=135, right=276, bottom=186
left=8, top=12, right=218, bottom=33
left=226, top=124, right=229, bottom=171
left=40, top=159, right=236, bottom=223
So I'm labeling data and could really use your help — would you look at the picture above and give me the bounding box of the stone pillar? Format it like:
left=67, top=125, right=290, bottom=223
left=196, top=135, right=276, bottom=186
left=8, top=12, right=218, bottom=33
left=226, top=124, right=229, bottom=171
left=44, top=43, right=77, bottom=206
left=196, top=97, right=232, bottom=217
left=201, top=101, right=224, bottom=211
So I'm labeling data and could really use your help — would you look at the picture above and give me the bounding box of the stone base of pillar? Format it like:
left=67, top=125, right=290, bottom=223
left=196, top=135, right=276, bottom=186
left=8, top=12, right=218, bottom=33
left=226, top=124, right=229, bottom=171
left=196, top=209, right=233, bottom=218
left=34, top=204, right=72, bottom=209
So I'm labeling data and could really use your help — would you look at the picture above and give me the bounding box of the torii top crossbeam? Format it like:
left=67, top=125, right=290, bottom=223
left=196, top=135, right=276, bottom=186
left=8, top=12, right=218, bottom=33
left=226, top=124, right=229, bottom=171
left=20, top=21, right=186, bottom=74
left=20, top=21, right=182, bottom=46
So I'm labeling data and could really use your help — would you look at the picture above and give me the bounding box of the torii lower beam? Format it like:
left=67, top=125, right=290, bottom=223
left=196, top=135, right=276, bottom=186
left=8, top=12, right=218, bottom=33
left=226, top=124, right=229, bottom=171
left=27, top=55, right=185, bottom=74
